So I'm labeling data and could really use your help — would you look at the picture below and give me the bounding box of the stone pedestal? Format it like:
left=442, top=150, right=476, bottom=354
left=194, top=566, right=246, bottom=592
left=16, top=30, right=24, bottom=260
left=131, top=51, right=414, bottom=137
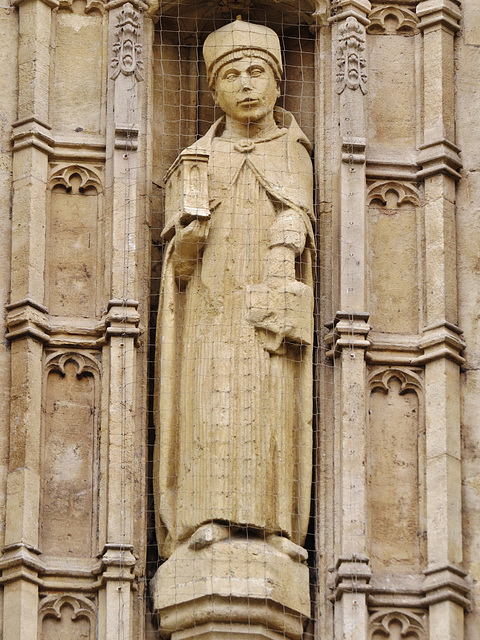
left=150, top=534, right=310, bottom=640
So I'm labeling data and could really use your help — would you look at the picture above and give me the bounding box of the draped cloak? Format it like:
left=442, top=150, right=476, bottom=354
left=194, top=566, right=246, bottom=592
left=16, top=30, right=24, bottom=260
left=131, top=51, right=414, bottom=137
left=154, top=109, right=315, bottom=558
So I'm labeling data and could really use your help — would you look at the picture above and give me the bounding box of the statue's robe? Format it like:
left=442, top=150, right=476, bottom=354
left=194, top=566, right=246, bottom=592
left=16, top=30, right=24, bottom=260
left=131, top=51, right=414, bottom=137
left=154, top=109, right=315, bottom=558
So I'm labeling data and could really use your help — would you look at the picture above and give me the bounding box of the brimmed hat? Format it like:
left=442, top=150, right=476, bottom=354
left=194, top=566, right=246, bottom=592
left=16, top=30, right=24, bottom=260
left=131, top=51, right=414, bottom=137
left=203, top=17, right=283, bottom=87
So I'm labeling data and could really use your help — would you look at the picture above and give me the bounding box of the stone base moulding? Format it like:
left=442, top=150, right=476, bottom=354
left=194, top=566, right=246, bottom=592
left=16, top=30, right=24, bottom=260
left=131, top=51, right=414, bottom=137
left=151, top=535, right=310, bottom=640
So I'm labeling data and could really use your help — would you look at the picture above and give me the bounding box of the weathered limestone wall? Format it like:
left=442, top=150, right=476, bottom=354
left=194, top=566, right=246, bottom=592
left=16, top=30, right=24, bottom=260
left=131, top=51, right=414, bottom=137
left=0, top=0, right=479, bottom=639
left=0, top=0, right=17, bottom=636
left=0, top=0, right=151, bottom=638
left=457, top=1, right=480, bottom=636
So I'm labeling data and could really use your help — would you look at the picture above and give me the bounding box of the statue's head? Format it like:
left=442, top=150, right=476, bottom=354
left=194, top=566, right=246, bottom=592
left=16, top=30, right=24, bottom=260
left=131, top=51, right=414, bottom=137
left=203, top=18, right=283, bottom=87
left=203, top=18, right=282, bottom=125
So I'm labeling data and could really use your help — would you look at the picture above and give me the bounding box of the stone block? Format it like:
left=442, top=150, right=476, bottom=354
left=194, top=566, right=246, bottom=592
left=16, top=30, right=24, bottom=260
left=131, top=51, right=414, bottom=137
left=151, top=536, right=310, bottom=640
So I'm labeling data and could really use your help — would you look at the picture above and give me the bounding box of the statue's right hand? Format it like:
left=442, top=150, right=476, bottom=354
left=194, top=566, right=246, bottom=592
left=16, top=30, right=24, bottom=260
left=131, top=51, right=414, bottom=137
left=175, top=219, right=210, bottom=251
left=173, top=218, right=210, bottom=282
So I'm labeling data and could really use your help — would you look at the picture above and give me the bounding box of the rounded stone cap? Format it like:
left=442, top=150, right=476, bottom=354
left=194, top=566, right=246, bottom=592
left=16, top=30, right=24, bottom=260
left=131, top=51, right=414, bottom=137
left=203, top=17, right=283, bottom=86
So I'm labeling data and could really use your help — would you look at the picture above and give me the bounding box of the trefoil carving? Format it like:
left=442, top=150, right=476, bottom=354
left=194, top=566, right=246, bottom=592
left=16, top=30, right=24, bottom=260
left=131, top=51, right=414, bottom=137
left=367, top=180, right=421, bottom=210
left=58, top=0, right=105, bottom=14
left=45, top=351, right=101, bottom=378
left=367, top=5, right=419, bottom=35
left=336, top=16, right=367, bottom=94
left=49, top=164, right=103, bottom=194
left=369, top=608, right=427, bottom=639
left=368, top=368, right=422, bottom=395
left=39, top=593, right=97, bottom=630
left=111, top=2, right=144, bottom=81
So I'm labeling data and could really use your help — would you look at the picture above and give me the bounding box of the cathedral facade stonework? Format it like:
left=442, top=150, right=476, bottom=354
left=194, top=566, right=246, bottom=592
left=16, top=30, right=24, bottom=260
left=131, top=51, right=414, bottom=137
left=0, top=0, right=479, bottom=639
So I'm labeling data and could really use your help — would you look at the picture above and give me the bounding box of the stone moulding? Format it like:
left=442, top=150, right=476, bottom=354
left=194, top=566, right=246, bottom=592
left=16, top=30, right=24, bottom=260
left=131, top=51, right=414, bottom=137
left=154, top=0, right=318, bottom=32
left=416, top=0, right=461, bottom=33
left=367, top=5, right=419, bottom=34
left=417, top=138, right=462, bottom=181
left=422, top=564, right=472, bottom=610
left=11, top=116, right=54, bottom=155
left=5, top=298, right=50, bottom=344
left=328, top=554, right=372, bottom=600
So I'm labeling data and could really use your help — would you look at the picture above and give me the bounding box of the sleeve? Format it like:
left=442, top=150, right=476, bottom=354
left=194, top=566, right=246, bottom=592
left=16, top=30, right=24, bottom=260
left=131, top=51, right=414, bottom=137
left=269, top=210, right=307, bottom=255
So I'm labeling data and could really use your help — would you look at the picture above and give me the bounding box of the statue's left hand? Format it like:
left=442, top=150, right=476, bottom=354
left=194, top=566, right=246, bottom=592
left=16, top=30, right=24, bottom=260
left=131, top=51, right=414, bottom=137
left=245, top=279, right=313, bottom=353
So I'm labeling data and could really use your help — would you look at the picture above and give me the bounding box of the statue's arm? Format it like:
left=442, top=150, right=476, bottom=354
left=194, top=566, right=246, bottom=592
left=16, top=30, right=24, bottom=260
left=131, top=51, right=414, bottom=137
left=246, top=141, right=314, bottom=352
left=246, top=207, right=313, bottom=352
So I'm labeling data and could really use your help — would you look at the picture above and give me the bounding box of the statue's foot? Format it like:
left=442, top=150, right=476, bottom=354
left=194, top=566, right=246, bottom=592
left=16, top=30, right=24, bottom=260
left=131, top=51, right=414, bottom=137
left=188, top=523, right=230, bottom=550
left=266, top=534, right=308, bottom=563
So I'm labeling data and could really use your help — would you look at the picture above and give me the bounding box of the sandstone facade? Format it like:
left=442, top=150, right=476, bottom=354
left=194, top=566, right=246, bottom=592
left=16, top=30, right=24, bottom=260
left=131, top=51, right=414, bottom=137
left=0, top=0, right=479, bottom=639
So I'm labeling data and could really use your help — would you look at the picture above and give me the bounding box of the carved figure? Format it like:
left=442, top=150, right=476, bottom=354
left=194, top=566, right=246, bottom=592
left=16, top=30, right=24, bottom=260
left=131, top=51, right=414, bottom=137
left=154, top=18, right=315, bottom=559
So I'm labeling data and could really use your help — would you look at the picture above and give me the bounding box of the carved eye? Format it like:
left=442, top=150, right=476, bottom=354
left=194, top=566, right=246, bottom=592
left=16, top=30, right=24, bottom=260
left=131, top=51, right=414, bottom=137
left=250, top=67, right=264, bottom=77
left=223, top=71, right=239, bottom=81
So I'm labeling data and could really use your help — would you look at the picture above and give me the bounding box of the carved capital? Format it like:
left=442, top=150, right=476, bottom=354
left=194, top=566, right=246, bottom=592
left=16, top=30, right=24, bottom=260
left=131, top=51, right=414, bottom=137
left=416, top=0, right=461, bottom=33
left=342, top=136, right=367, bottom=164
left=328, top=311, right=371, bottom=356
left=11, top=116, right=53, bottom=155
left=423, top=564, right=471, bottom=610
left=105, top=299, right=142, bottom=340
left=94, top=545, right=137, bottom=585
left=419, top=321, right=465, bottom=365
left=329, top=555, right=372, bottom=600
left=0, top=544, right=44, bottom=586
left=330, top=0, right=372, bottom=24
left=418, top=139, right=462, bottom=180
left=6, top=299, right=50, bottom=344
left=336, top=17, right=368, bottom=94
left=114, top=124, right=139, bottom=150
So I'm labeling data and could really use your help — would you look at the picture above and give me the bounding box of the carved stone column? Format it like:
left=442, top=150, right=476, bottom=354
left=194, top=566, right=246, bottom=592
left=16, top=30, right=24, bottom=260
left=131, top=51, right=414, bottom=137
left=327, top=1, right=372, bottom=638
left=417, top=0, right=471, bottom=637
left=96, top=2, right=149, bottom=638
left=0, top=0, right=56, bottom=637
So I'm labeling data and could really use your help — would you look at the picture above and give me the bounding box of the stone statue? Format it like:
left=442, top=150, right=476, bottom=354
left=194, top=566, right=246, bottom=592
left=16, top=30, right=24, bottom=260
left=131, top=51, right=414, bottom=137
left=154, top=17, right=315, bottom=561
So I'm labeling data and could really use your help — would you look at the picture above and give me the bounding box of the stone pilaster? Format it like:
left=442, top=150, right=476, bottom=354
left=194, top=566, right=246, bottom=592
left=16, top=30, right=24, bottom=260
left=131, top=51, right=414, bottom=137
left=1, top=0, right=56, bottom=637
left=417, top=0, right=471, bottom=637
left=328, top=2, right=372, bottom=638
left=96, top=1, right=149, bottom=638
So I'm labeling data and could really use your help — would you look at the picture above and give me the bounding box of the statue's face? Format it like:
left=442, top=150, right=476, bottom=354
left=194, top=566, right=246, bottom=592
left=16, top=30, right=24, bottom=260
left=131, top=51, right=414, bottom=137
left=213, top=57, right=280, bottom=125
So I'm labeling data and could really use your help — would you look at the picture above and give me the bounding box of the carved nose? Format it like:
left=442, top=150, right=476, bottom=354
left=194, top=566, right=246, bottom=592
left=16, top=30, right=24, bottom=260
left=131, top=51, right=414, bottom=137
left=241, top=75, right=252, bottom=90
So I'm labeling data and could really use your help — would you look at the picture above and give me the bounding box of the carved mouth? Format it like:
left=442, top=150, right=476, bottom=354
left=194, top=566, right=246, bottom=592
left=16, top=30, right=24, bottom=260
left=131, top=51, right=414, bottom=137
left=238, top=98, right=259, bottom=105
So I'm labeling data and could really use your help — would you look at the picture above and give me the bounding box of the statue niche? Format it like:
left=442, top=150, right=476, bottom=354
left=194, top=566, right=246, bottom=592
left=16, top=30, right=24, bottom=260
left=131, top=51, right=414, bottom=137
left=153, top=16, right=315, bottom=564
